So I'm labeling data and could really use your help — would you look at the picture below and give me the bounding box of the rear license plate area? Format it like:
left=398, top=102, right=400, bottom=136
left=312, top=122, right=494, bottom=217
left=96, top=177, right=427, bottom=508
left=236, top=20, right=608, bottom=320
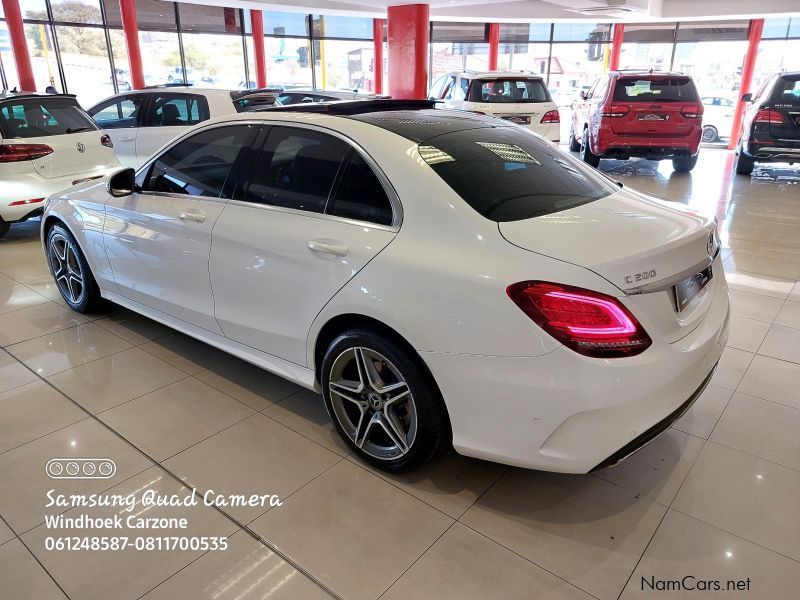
left=673, top=265, right=713, bottom=312
left=502, top=115, right=531, bottom=125
left=638, top=113, right=669, bottom=121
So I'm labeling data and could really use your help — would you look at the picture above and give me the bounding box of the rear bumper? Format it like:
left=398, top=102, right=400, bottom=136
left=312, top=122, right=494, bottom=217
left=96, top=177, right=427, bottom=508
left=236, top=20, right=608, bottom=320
left=0, top=166, right=116, bottom=222
left=421, top=280, right=729, bottom=473
left=595, top=131, right=701, bottom=158
left=744, top=142, right=800, bottom=163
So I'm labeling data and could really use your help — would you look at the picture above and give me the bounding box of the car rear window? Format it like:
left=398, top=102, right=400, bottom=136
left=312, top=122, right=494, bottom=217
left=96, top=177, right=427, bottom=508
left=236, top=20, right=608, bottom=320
left=613, top=77, right=698, bottom=103
left=419, top=126, right=616, bottom=222
left=0, top=97, right=98, bottom=139
left=771, top=76, right=800, bottom=105
left=467, top=79, right=549, bottom=103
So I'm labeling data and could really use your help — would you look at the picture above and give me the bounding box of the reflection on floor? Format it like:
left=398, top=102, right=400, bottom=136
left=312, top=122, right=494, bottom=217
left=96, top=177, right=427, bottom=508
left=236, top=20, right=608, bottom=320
left=1, top=149, right=800, bottom=600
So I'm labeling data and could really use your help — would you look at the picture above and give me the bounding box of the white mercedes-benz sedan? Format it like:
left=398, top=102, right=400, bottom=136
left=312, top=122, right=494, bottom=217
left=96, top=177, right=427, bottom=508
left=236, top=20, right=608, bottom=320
left=1, top=92, right=120, bottom=237
left=40, top=100, right=729, bottom=473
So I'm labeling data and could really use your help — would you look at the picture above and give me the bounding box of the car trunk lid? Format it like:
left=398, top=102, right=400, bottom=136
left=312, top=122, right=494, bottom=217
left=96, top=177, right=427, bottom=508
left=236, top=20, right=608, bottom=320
left=499, top=189, right=719, bottom=343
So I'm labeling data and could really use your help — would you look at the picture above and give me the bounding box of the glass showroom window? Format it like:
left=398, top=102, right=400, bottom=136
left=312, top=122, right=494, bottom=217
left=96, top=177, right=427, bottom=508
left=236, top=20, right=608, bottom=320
left=55, top=25, right=113, bottom=106
left=430, top=21, right=490, bottom=82
left=179, top=33, right=246, bottom=89
left=2, top=18, right=22, bottom=91
left=618, top=23, right=677, bottom=71
left=754, top=19, right=800, bottom=91
left=266, top=36, right=312, bottom=88
left=108, top=27, right=182, bottom=87
left=24, top=22, right=63, bottom=92
left=317, top=39, right=374, bottom=91
left=50, top=0, right=103, bottom=24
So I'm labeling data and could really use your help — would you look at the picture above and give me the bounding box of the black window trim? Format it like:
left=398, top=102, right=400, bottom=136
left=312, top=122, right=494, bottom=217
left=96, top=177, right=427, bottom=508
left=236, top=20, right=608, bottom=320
left=134, top=121, right=262, bottom=203
left=229, top=120, right=402, bottom=231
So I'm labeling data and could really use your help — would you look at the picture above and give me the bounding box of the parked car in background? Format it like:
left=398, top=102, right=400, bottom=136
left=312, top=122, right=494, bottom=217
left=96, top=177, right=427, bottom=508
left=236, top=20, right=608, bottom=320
left=571, top=70, right=703, bottom=172
left=0, top=92, right=119, bottom=237
left=87, top=87, right=242, bottom=168
left=700, top=96, right=735, bottom=143
left=273, top=89, right=383, bottom=106
left=41, top=100, right=727, bottom=473
left=428, top=71, right=560, bottom=142
left=736, top=71, right=800, bottom=175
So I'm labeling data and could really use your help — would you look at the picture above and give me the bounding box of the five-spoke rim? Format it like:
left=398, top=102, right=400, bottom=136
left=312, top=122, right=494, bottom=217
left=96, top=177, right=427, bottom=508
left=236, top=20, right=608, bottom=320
left=48, top=233, right=84, bottom=305
left=328, top=347, right=417, bottom=460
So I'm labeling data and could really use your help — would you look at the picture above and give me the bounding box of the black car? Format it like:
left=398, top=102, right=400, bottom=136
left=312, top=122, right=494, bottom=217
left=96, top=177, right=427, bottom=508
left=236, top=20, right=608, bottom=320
left=736, top=72, right=800, bottom=175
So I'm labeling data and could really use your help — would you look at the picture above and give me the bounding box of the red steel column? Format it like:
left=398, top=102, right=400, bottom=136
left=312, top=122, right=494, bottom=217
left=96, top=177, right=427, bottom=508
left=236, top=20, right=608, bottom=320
left=1, top=0, right=36, bottom=90
left=609, top=23, right=624, bottom=71
left=119, top=0, right=144, bottom=90
left=373, top=18, right=384, bottom=94
left=487, top=23, right=499, bottom=71
left=250, top=10, right=267, bottom=88
left=728, top=19, right=764, bottom=150
left=387, top=4, right=429, bottom=99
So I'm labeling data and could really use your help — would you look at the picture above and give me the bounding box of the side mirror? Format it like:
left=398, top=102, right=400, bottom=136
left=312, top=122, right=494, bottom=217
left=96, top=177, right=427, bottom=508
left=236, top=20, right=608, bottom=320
left=741, top=92, right=753, bottom=103
left=580, top=91, right=588, bottom=100
left=107, top=167, right=135, bottom=197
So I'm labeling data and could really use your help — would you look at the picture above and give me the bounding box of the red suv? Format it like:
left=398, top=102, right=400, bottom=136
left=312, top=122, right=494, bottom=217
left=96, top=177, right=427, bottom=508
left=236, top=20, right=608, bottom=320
left=570, top=71, right=703, bottom=172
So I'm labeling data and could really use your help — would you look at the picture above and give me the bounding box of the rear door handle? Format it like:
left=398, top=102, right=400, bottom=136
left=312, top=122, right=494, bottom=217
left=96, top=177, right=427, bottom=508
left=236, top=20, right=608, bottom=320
left=179, top=209, right=206, bottom=223
left=307, top=239, right=348, bottom=257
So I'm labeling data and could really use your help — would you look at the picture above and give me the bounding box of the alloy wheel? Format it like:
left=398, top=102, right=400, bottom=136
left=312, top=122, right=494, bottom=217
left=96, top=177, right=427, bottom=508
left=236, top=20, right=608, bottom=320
left=328, top=347, right=417, bottom=460
left=48, top=232, right=85, bottom=305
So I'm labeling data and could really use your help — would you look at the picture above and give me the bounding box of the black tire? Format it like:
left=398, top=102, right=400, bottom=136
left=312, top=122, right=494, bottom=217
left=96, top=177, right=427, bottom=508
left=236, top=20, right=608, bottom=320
left=736, top=151, right=755, bottom=175
left=321, top=328, right=449, bottom=472
left=0, top=221, right=10, bottom=238
left=701, top=126, right=718, bottom=144
left=568, top=124, right=581, bottom=152
left=672, top=154, right=699, bottom=173
left=580, top=128, right=601, bottom=168
left=45, top=224, right=102, bottom=313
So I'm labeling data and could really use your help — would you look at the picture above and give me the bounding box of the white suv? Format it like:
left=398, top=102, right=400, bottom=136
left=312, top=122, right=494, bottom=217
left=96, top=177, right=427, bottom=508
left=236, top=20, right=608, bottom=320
left=429, top=71, right=560, bottom=142
left=0, top=92, right=119, bottom=237
left=87, top=87, right=242, bottom=168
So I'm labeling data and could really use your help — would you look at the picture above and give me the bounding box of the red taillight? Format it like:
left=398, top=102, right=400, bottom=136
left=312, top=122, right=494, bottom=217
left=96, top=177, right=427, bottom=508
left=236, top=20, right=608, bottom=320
left=680, top=105, right=703, bottom=119
left=540, top=109, right=560, bottom=124
left=601, top=104, right=629, bottom=118
left=0, top=143, right=54, bottom=163
left=100, top=134, right=114, bottom=148
left=507, top=281, right=652, bottom=358
left=9, top=198, right=45, bottom=207
left=754, top=109, right=784, bottom=124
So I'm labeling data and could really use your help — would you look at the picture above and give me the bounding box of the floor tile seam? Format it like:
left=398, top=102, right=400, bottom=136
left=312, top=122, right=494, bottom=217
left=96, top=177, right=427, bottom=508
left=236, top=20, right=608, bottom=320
left=666, top=506, right=800, bottom=566
left=455, top=520, right=603, bottom=600
left=16, top=356, right=341, bottom=600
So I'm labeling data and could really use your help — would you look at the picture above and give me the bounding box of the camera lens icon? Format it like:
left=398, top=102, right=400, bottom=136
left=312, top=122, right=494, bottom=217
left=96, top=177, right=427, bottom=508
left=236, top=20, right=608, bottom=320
left=46, top=459, right=116, bottom=479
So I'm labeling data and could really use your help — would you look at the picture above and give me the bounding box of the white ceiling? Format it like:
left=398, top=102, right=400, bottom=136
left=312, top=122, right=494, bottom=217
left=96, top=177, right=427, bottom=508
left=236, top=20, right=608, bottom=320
left=176, top=0, right=800, bottom=23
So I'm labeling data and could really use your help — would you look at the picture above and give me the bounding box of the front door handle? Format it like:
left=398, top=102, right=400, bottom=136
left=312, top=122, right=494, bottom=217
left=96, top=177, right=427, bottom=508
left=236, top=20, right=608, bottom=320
left=178, top=209, right=206, bottom=223
left=117, top=137, right=135, bottom=142
left=308, top=239, right=348, bottom=257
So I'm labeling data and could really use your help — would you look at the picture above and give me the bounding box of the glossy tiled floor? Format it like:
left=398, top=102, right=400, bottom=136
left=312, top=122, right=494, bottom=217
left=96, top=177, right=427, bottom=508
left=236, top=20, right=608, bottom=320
left=2, top=150, right=800, bottom=600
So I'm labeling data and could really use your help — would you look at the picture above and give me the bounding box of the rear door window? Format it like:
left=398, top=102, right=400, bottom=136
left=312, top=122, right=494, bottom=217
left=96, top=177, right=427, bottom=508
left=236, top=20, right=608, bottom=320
left=88, top=95, right=145, bottom=129
left=241, top=126, right=350, bottom=213
left=613, top=77, right=698, bottom=103
left=144, top=94, right=210, bottom=127
left=0, top=97, right=98, bottom=139
left=418, top=126, right=616, bottom=222
left=467, top=79, right=549, bottom=103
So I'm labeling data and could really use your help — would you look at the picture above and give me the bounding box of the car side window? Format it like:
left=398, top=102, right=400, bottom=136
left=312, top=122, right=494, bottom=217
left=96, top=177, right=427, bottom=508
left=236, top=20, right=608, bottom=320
left=141, top=124, right=258, bottom=198
left=241, top=126, right=350, bottom=214
left=144, top=94, right=210, bottom=127
left=326, top=152, right=393, bottom=226
left=441, top=76, right=457, bottom=100
left=428, top=75, right=447, bottom=100
left=89, top=95, right=144, bottom=129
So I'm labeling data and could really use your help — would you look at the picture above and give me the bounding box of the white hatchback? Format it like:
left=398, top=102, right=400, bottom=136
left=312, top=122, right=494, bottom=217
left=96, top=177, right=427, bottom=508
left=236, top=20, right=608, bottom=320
left=86, top=87, right=243, bottom=169
left=41, top=101, right=728, bottom=474
left=0, top=92, right=119, bottom=238
left=429, top=71, right=560, bottom=142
